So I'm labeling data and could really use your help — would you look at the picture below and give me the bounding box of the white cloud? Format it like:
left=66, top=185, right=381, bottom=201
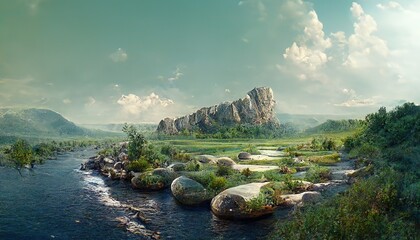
left=238, top=1, right=244, bottom=6
left=334, top=98, right=376, bottom=107
left=377, top=1, right=403, bottom=10
left=117, top=93, right=174, bottom=115
left=225, top=88, right=231, bottom=93
left=110, top=48, right=128, bottom=62
left=283, top=10, right=331, bottom=72
left=241, top=38, right=249, bottom=43
left=344, top=2, right=389, bottom=68
left=63, top=99, right=71, bottom=104
left=168, top=67, right=184, bottom=82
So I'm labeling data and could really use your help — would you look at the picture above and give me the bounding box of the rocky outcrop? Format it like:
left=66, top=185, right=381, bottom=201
left=157, top=87, right=279, bottom=134
left=171, top=176, right=211, bottom=205
left=211, top=182, right=275, bottom=219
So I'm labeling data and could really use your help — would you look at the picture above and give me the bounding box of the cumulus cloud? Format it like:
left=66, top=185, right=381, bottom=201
left=377, top=1, right=403, bottom=11
left=110, top=48, right=128, bottom=62
left=225, top=88, right=231, bottom=93
left=283, top=10, right=331, bottom=72
left=117, top=93, right=174, bottom=115
left=168, top=67, right=183, bottom=82
left=344, top=3, right=389, bottom=68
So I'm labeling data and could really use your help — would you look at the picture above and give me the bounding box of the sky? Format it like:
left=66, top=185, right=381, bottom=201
left=0, top=0, right=419, bottom=124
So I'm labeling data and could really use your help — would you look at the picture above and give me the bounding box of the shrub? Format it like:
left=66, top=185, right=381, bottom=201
left=216, top=165, right=233, bottom=176
left=271, top=169, right=417, bottom=239
left=208, top=176, right=227, bottom=192
left=127, top=158, right=150, bottom=172
left=241, top=168, right=252, bottom=178
left=187, top=171, right=216, bottom=187
left=185, top=160, right=201, bottom=171
left=305, top=165, right=331, bottom=183
left=282, top=174, right=305, bottom=193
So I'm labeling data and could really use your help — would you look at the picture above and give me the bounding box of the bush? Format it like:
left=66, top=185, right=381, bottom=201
left=216, top=165, right=233, bottom=176
left=185, top=160, right=201, bottom=171
left=305, top=165, right=331, bottom=183
left=208, top=176, right=227, bottom=191
left=127, top=158, right=150, bottom=172
left=272, top=169, right=417, bottom=239
left=187, top=171, right=216, bottom=187
left=241, top=168, right=252, bottom=178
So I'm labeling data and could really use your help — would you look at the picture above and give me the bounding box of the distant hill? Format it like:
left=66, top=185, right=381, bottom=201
left=304, top=119, right=363, bottom=134
left=0, top=108, right=116, bottom=144
left=80, top=123, right=157, bottom=134
left=277, top=113, right=364, bottom=131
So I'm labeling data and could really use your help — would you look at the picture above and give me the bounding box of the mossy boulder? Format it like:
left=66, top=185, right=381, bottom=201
left=238, top=152, right=252, bottom=160
left=197, top=155, right=218, bottom=164
left=131, top=168, right=177, bottom=191
left=171, top=176, right=211, bottom=205
left=211, top=182, right=275, bottom=219
left=216, top=157, right=236, bottom=167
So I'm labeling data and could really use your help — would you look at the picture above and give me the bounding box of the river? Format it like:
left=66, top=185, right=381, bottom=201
left=0, top=149, right=289, bottom=239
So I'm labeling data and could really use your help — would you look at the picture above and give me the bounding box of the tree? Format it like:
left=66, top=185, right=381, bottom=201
left=8, top=139, right=34, bottom=176
left=122, top=123, right=147, bottom=161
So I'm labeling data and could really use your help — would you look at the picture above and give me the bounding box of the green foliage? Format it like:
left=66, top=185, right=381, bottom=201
left=272, top=169, right=417, bottom=239
left=8, top=139, right=34, bottom=175
left=186, top=171, right=216, bottom=188
left=306, top=153, right=340, bottom=165
left=208, top=176, right=227, bottom=191
left=216, top=165, right=233, bottom=176
left=305, top=119, right=363, bottom=134
left=305, top=165, right=331, bottom=183
left=242, top=144, right=260, bottom=154
left=241, top=168, right=252, bottom=178
left=185, top=160, right=201, bottom=171
left=310, top=137, right=338, bottom=151
left=282, top=174, right=305, bottom=193
left=126, top=157, right=150, bottom=172
left=344, top=103, right=420, bottom=171
left=245, top=184, right=283, bottom=212
left=122, top=123, right=147, bottom=161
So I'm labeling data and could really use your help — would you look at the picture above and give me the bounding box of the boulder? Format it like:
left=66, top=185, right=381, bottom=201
left=211, top=182, right=275, bottom=219
left=171, top=176, right=210, bottom=205
left=281, top=191, right=322, bottom=207
left=114, top=162, right=122, bottom=170
left=167, top=162, right=186, bottom=171
left=197, top=155, right=218, bottom=164
left=217, top=157, right=236, bottom=167
left=238, top=152, right=252, bottom=160
left=131, top=168, right=177, bottom=191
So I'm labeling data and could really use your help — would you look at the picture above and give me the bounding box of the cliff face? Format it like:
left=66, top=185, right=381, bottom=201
left=157, top=87, right=279, bottom=134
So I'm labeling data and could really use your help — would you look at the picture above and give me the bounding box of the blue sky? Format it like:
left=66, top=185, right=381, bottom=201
left=0, top=0, right=419, bottom=123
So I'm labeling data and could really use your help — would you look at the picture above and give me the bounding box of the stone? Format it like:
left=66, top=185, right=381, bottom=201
left=211, top=182, right=275, bottom=219
left=131, top=168, right=177, bottom=191
left=280, top=191, right=321, bottom=207
left=167, top=162, right=186, bottom=171
left=216, top=157, right=236, bottom=167
left=232, top=164, right=279, bottom=172
left=171, top=176, right=210, bottom=205
left=157, top=87, right=279, bottom=134
left=238, top=152, right=252, bottom=160
left=196, top=155, right=218, bottom=164
left=114, top=162, right=122, bottom=170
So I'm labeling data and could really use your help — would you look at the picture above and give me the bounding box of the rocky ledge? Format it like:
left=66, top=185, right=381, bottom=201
left=157, top=87, right=279, bottom=134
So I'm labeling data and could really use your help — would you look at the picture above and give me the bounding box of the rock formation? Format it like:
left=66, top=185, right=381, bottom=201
left=157, top=87, right=279, bottom=134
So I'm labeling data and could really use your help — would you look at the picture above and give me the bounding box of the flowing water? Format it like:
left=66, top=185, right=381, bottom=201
left=0, top=149, right=289, bottom=239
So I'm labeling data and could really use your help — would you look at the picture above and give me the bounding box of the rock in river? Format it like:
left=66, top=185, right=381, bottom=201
left=131, top=168, right=177, bottom=191
left=211, top=182, right=275, bottom=219
left=171, top=176, right=210, bottom=205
